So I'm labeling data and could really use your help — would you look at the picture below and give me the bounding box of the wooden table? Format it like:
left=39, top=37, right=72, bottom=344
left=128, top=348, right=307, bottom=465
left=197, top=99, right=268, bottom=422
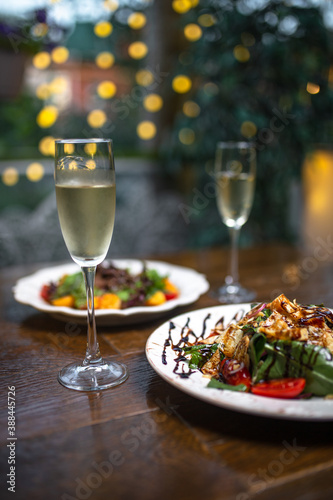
left=1, top=245, right=333, bottom=500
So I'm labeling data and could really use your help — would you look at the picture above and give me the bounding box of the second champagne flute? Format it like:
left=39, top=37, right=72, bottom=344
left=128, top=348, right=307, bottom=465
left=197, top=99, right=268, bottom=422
left=55, top=138, right=128, bottom=391
left=213, top=141, right=256, bottom=303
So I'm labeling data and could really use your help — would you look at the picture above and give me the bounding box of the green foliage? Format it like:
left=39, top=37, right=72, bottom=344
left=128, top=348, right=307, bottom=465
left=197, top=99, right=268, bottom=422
left=166, top=0, right=333, bottom=244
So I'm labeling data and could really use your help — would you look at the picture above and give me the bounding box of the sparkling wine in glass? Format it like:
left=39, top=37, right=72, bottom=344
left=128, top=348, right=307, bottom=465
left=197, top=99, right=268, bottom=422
left=55, top=138, right=128, bottom=391
left=212, top=141, right=256, bottom=303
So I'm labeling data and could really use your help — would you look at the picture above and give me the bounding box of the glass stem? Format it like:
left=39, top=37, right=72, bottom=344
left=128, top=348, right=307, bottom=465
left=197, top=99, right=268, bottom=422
left=228, top=227, right=240, bottom=285
left=82, top=266, right=102, bottom=365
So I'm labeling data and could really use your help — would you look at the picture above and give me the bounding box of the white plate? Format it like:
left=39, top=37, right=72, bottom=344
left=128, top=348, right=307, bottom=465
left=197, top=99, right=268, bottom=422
left=13, top=260, right=209, bottom=326
left=146, top=304, right=333, bottom=421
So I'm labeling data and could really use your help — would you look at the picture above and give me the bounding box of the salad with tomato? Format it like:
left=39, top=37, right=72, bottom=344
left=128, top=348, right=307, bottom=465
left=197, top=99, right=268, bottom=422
left=179, top=294, right=333, bottom=399
left=41, top=261, right=179, bottom=310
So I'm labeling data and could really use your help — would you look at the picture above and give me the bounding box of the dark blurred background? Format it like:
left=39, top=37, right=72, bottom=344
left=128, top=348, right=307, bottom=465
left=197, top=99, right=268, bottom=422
left=1, top=0, right=333, bottom=266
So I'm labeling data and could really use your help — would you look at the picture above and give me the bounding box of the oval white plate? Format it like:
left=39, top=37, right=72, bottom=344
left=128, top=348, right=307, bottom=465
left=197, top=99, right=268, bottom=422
left=13, top=259, right=209, bottom=326
left=146, top=304, right=333, bottom=421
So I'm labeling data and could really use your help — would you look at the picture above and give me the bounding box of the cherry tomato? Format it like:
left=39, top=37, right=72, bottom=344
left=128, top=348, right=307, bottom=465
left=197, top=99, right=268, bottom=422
left=164, top=291, right=178, bottom=301
left=220, top=359, right=251, bottom=389
left=251, top=378, right=306, bottom=399
left=40, top=284, right=52, bottom=302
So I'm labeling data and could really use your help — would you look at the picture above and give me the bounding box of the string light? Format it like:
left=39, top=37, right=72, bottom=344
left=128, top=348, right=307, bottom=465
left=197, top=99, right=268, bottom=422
left=36, top=83, right=51, bottom=100
left=49, top=77, right=68, bottom=94
left=103, top=0, right=119, bottom=11
left=179, top=128, right=195, bottom=145
left=172, top=75, right=192, bottom=93
left=172, top=0, right=192, bottom=14
left=94, top=21, right=113, bottom=37
left=306, top=82, right=320, bottom=95
left=97, top=81, right=117, bottom=99
left=39, top=136, right=56, bottom=156
left=64, top=143, right=75, bottom=154
left=32, top=23, right=48, bottom=37
left=135, top=69, right=154, bottom=86
left=198, top=14, right=216, bottom=27
left=84, top=143, right=97, bottom=155
left=36, top=106, right=58, bottom=128
left=184, top=23, right=202, bottom=42
left=95, top=52, right=115, bottom=69
left=143, top=94, right=163, bottom=112
left=128, top=12, right=147, bottom=30
left=233, top=45, right=250, bottom=62
left=183, top=101, right=200, bottom=117
left=87, top=110, right=107, bottom=128
left=241, top=121, right=257, bottom=138
left=2, top=167, right=19, bottom=186
left=26, top=162, right=44, bottom=182
left=32, top=52, right=51, bottom=69
left=137, top=121, right=156, bottom=140
left=128, top=41, right=148, bottom=59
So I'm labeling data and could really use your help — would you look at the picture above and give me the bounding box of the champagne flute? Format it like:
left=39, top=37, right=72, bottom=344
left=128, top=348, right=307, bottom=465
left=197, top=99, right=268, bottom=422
left=55, top=138, right=128, bottom=391
left=212, top=141, right=256, bottom=303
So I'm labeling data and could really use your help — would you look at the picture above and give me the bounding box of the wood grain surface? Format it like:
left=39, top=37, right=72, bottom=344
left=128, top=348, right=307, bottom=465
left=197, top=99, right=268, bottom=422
left=1, top=245, right=333, bottom=500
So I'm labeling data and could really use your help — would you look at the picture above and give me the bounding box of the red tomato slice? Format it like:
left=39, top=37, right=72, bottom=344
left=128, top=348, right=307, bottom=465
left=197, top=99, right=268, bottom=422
left=164, top=291, right=178, bottom=301
left=251, top=378, right=306, bottom=399
left=40, top=284, right=52, bottom=302
left=220, top=359, right=252, bottom=389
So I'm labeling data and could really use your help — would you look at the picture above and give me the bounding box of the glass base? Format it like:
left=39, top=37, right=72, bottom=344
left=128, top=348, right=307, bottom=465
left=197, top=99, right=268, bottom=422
left=211, top=283, right=256, bottom=304
left=58, top=359, right=128, bottom=391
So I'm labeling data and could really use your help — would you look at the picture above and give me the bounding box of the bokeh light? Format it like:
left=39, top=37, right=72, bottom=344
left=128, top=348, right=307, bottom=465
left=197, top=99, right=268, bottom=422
left=241, top=32, right=256, bottom=47
left=94, top=21, right=113, bottom=37
left=103, top=0, right=119, bottom=11
left=39, top=136, right=55, bottom=156
left=179, top=128, right=195, bottom=145
left=68, top=160, right=77, bottom=169
left=87, top=110, right=107, bottom=128
left=203, top=82, right=219, bottom=95
left=36, top=83, right=51, bottom=100
left=198, top=14, right=216, bottom=27
left=128, top=41, right=148, bottom=59
left=26, top=162, right=44, bottom=182
left=86, top=160, right=96, bottom=169
left=183, top=100, right=200, bottom=117
left=172, top=0, right=192, bottom=14
left=95, top=52, right=115, bottom=69
left=172, top=75, right=192, bottom=93
left=241, top=121, right=257, bottom=138
left=307, top=82, right=320, bottom=94
left=49, top=77, right=68, bottom=94
left=36, top=106, right=58, bottom=128
left=2, top=167, right=19, bottom=186
left=64, top=143, right=75, bottom=154
left=51, top=46, right=69, bottom=64
left=143, top=94, right=163, bottom=112
left=97, top=81, right=117, bottom=99
left=32, top=51, right=51, bottom=69
left=233, top=45, right=250, bottom=62
left=32, top=23, right=48, bottom=37
left=84, top=143, right=97, bottom=155
left=128, top=12, right=147, bottom=30
left=135, top=69, right=154, bottom=86
left=137, top=121, right=157, bottom=140
left=184, top=23, right=202, bottom=42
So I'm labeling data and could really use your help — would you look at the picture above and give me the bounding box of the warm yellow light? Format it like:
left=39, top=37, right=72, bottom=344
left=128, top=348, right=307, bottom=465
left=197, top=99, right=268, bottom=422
left=64, top=143, right=75, bottom=154
left=143, top=94, right=163, bottom=112
left=87, top=110, right=107, bottom=128
left=241, top=121, right=257, bottom=138
left=190, top=0, right=199, bottom=6
left=32, top=51, right=51, bottom=70
left=183, top=100, right=200, bottom=117
left=172, top=75, right=192, bottom=93
left=128, top=41, right=148, bottom=59
left=26, top=162, right=44, bottom=182
left=51, top=46, right=69, bottom=64
left=49, top=76, right=68, bottom=94
left=39, top=136, right=55, bottom=156
left=36, top=106, right=58, bottom=128
left=84, top=143, right=97, bottom=156
left=172, top=0, right=192, bottom=14
left=86, top=160, right=96, bottom=170
left=233, top=45, right=250, bottom=62
left=135, top=69, right=154, bottom=86
left=137, top=121, right=157, bottom=140
left=95, top=52, right=115, bottom=69
left=103, top=0, right=119, bottom=11
left=68, top=160, right=77, bottom=170
left=241, top=32, right=255, bottom=47
left=97, top=81, right=117, bottom=99
left=94, top=21, right=113, bottom=38
left=128, top=12, right=147, bottom=30
left=2, top=167, right=19, bottom=186
left=184, top=23, right=202, bottom=42
left=32, top=23, right=48, bottom=37
left=198, top=14, right=216, bottom=27
left=179, top=128, right=195, bottom=145
left=36, top=83, right=51, bottom=100
left=307, top=82, right=320, bottom=95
